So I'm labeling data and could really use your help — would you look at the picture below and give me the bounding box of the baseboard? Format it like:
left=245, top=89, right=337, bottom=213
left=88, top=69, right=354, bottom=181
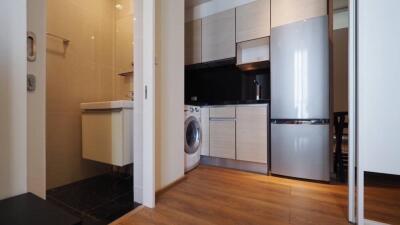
left=364, top=219, right=390, bottom=225
left=134, top=185, right=143, bottom=204
left=200, top=156, right=268, bottom=174
left=156, top=175, right=187, bottom=198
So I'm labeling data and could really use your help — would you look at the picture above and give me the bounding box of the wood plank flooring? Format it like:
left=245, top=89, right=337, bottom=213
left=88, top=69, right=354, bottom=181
left=113, top=165, right=350, bottom=225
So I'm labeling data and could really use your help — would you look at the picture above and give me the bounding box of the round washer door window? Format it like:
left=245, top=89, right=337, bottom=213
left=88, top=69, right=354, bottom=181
left=185, top=116, right=202, bottom=154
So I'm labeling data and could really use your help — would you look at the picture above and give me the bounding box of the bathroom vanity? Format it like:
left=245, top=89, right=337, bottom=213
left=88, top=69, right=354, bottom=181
left=80, top=100, right=133, bottom=167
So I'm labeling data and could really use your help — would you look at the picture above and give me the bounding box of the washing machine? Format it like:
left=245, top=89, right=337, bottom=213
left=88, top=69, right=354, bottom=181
left=184, top=105, right=202, bottom=172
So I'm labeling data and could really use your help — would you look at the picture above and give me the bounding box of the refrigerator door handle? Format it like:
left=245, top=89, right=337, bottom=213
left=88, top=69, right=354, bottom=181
left=271, top=119, right=330, bottom=125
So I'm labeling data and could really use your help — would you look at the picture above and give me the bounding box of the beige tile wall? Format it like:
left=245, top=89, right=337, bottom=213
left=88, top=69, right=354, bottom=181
left=46, top=0, right=133, bottom=189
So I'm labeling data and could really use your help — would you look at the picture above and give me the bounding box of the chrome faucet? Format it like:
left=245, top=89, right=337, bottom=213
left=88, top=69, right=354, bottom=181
left=254, top=80, right=261, bottom=100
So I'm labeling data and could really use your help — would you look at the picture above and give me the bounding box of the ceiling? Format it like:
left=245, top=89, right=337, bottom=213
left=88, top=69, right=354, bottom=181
left=185, top=0, right=211, bottom=9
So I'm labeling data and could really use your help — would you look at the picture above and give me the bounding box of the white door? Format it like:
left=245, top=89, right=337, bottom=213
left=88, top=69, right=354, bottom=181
left=0, top=0, right=28, bottom=200
left=27, top=0, right=46, bottom=199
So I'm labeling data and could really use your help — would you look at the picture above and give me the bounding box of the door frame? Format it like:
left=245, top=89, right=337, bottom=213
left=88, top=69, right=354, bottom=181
left=134, top=0, right=156, bottom=208
left=348, top=0, right=356, bottom=223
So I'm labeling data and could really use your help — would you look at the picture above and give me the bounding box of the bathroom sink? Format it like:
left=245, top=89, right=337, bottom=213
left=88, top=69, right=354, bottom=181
left=81, top=100, right=133, bottom=167
left=80, top=100, right=133, bottom=110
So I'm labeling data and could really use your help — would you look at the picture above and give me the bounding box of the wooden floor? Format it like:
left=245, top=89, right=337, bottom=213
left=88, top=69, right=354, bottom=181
left=113, top=166, right=351, bottom=225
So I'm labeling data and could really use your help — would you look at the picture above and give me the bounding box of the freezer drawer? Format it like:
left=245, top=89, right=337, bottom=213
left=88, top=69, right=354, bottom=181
left=271, top=123, right=329, bottom=181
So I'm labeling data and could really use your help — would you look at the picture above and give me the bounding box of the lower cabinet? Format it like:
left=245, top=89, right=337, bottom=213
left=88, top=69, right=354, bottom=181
left=200, top=107, right=210, bottom=156
left=236, top=106, right=268, bottom=163
left=209, top=119, right=236, bottom=159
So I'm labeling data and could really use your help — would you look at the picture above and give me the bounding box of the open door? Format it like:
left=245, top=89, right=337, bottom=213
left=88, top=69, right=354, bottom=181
left=27, top=0, right=46, bottom=199
left=351, top=0, right=400, bottom=224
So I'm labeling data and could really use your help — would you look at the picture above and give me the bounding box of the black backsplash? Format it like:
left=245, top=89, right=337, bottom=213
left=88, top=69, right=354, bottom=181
left=185, top=63, right=270, bottom=105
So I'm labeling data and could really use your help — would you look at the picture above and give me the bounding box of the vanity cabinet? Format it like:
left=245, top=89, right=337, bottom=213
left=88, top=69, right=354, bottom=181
left=236, top=0, right=271, bottom=43
left=202, top=9, right=236, bottom=62
left=209, top=119, right=236, bottom=160
left=185, top=19, right=202, bottom=65
left=271, top=0, right=327, bottom=28
left=236, top=106, right=268, bottom=163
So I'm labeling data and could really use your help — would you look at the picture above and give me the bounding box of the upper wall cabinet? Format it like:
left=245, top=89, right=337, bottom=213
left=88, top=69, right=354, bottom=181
left=271, top=0, right=327, bottom=28
left=202, top=9, right=236, bottom=62
left=185, top=19, right=202, bottom=65
left=236, top=0, right=271, bottom=43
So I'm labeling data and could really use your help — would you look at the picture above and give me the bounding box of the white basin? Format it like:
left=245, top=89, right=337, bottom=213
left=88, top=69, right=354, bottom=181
left=80, top=100, right=133, bottom=110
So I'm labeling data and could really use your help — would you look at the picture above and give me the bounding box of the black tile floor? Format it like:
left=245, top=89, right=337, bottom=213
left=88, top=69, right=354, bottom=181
left=47, top=173, right=140, bottom=225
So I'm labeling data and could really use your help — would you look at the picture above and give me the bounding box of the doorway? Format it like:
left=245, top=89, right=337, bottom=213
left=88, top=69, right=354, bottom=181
left=43, top=0, right=139, bottom=223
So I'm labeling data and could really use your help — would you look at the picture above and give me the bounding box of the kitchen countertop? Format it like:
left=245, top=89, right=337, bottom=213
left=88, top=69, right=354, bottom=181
left=186, top=99, right=270, bottom=106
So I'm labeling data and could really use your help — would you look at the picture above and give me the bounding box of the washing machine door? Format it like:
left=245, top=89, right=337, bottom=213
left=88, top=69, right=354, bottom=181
left=185, top=116, right=202, bottom=154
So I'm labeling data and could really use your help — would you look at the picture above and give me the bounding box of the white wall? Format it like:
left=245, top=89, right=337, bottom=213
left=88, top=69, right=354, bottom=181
left=155, top=0, right=185, bottom=191
left=140, top=0, right=156, bottom=207
left=27, top=0, right=47, bottom=199
left=185, top=0, right=255, bottom=22
left=0, top=0, right=28, bottom=200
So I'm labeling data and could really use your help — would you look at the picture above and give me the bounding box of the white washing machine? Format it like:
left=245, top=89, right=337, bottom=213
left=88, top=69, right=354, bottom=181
left=184, top=105, right=202, bottom=172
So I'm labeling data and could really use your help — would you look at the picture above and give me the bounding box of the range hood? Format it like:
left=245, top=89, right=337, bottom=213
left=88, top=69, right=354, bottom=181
left=236, top=37, right=270, bottom=71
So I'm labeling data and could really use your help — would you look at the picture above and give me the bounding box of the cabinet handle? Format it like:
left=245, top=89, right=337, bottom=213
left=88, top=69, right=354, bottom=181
left=210, top=118, right=236, bottom=121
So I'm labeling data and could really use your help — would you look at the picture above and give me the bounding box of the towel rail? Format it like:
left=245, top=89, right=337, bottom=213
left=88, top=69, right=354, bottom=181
left=46, top=32, right=70, bottom=45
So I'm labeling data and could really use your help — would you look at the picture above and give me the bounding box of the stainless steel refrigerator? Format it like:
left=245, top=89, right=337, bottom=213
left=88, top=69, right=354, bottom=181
left=271, top=16, right=330, bottom=181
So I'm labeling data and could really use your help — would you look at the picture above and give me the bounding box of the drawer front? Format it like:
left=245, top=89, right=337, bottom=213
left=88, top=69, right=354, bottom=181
left=210, top=107, right=236, bottom=118
left=209, top=120, right=236, bottom=160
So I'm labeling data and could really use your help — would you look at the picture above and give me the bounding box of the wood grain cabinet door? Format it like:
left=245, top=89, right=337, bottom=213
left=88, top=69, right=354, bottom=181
left=236, top=0, right=271, bottom=43
left=200, top=107, right=210, bottom=156
left=185, top=19, right=202, bottom=65
left=202, top=9, right=236, bottom=62
left=210, top=120, right=236, bottom=159
left=236, top=106, right=268, bottom=163
left=271, top=0, right=327, bottom=28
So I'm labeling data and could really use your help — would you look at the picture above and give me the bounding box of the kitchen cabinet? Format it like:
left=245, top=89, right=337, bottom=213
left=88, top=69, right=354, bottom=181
left=236, top=0, right=271, bottom=43
left=185, top=19, right=202, bottom=65
left=210, top=106, right=236, bottom=118
left=200, top=107, right=210, bottom=156
left=237, top=37, right=270, bottom=67
left=209, top=119, right=236, bottom=160
left=271, top=0, right=327, bottom=28
left=202, top=9, right=236, bottom=62
left=236, top=106, right=268, bottom=163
